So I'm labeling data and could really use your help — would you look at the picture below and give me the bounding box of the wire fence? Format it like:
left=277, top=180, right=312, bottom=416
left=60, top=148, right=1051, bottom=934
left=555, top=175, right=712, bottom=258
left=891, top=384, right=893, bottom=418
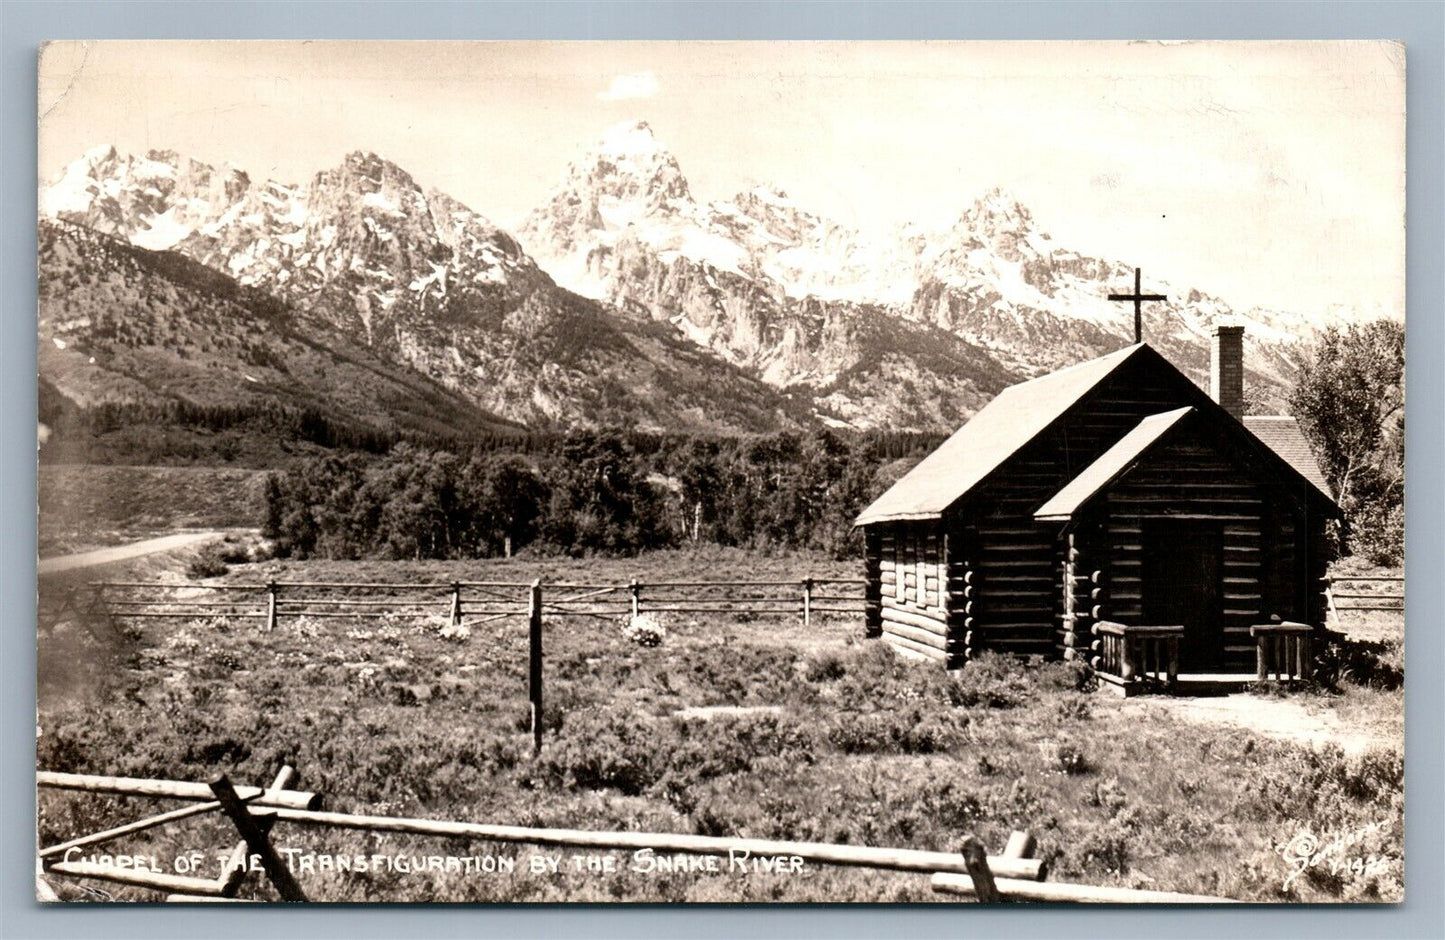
left=54, top=576, right=868, bottom=633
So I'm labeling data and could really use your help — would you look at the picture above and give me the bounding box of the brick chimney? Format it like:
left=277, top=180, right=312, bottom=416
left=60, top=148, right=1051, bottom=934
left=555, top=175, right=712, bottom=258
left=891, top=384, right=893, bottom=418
left=1210, top=325, right=1245, bottom=420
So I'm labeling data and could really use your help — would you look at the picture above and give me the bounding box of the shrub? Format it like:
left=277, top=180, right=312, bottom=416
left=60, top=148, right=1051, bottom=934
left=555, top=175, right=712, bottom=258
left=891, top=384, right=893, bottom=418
left=621, top=613, right=666, bottom=648
left=823, top=706, right=965, bottom=755
left=187, top=536, right=254, bottom=578
left=829, top=642, right=918, bottom=706
left=675, top=645, right=800, bottom=706
left=1054, top=696, right=1092, bottom=721
left=1051, top=741, right=1093, bottom=775
left=1249, top=743, right=1404, bottom=824
left=902, top=710, right=968, bottom=754
left=213, top=538, right=252, bottom=564
left=943, top=652, right=1030, bottom=709
left=825, top=712, right=897, bottom=754
left=1074, top=823, right=1131, bottom=875
left=1088, top=776, right=1128, bottom=815
left=1039, top=657, right=1097, bottom=693
left=803, top=649, right=847, bottom=683
left=1314, top=636, right=1403, bottom=691
left=1348, top=499, right=1404, bottom=567
left=653, top=712, right=820, bottom=812
left=187, top=544, right=231, bottom=578
left=536, top=707, right=669, bottom=795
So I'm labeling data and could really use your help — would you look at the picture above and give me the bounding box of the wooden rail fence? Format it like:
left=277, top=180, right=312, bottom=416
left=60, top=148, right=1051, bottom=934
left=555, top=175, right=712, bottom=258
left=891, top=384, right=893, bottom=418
left=62, top=576, right=868, bottom=633
left=46, top=576, right=867, bottom=755
left=36, top=766, right=1235, bottom=904
left=1250, top=622, right=1314, bottom=683
left=1093, top=622, right=1182, bottom=691
left=1324, top=575, right=1404, bottom=621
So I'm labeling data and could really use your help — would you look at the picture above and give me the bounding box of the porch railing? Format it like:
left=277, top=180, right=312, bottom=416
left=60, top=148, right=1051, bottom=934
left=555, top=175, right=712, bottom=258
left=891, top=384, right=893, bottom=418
left=1250, top=622, right=1313, bottom=682
left=1093, top=622, right=1182, bottom=691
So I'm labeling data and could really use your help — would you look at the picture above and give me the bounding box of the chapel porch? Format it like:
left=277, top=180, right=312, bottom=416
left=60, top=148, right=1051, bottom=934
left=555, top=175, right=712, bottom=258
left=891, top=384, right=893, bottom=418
left=1091, top=620, right=1315, bottom=697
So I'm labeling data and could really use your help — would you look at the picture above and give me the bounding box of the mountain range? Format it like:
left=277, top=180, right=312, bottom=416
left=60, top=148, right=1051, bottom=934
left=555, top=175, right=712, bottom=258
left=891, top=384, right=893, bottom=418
left=39, top=121, right=1325, bottom=444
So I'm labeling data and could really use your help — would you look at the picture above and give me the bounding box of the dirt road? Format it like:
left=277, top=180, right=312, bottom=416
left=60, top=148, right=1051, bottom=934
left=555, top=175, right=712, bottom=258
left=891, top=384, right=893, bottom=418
left=37, top=530, right=224, bottom=577
left=1110, top=692, right=1391, bottom=757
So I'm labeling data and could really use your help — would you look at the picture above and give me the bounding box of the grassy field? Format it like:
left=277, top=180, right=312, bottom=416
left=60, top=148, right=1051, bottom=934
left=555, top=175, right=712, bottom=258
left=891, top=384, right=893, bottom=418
left=36, top=549, right=1404, bottom=904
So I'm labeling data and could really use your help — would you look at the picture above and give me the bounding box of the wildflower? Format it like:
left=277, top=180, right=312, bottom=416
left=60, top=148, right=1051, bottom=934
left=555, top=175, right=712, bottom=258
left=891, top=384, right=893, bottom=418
left=621, top=613, right=666, bottom=648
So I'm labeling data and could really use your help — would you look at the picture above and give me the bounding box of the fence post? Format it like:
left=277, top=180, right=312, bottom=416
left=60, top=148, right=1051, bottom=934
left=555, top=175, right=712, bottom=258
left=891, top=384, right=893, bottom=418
left=218, top=765, right=296, bottom=897
left=265, top=583, right=277, bottom=633
left=802, top=578, right=813, bottom=628
left=529, top=579, right=543, bottom=755
left=629, top=578, right=640, bottom=619
left=208, top=772, right=306, bottom=902
left=82, top=585, right=111, bottom=636
left=1002, top=830, right=1037, bottom=861
left=449, top=582, right=462, bottom=627
left=960, top=835, right=1000, bottom=903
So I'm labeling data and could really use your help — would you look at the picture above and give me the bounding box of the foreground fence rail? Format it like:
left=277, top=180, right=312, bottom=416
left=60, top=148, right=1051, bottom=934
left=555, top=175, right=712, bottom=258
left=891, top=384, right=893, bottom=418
left=37, top=765, right=1234, bottom=904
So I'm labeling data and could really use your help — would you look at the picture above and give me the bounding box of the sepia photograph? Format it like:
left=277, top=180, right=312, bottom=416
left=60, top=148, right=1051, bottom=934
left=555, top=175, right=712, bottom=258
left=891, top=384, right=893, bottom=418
left=34, top=39, right=1406, bottom=905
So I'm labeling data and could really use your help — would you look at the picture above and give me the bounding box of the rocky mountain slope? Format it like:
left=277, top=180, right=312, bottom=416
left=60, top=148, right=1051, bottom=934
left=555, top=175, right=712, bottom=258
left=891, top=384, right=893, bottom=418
left=42, top=129, right=1322, bottom=437
left=519, top=121, right=1313, bottom=412
left=38, top=218, right=523, bottom=452
left=41, top=147, right=805, bottom=434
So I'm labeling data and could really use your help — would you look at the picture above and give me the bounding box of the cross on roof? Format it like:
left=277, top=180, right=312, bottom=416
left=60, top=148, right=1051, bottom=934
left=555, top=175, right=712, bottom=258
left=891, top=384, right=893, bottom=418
left=1108, top=267, right=1167, bottom=344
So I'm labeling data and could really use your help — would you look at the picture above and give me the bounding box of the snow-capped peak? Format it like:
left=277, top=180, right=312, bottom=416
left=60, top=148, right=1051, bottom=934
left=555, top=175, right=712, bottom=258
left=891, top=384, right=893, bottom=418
left=960, top=187, right=1035, bottom=235
left=570, top=120, right=691, bottom=202
left=517, top=120, right=706, bottom=294
left=742, top=184, right=795, bottom=206
left=80, top=143, right=120, bottom=165
left=596, top=120, right=666, bottom=159
left=142, top=148, right=183, bottom=167
left=340, top=149, right=406, bottom=177
left=42, top=145, right=542, bottom=341
left=40, top=145, right=231, bottom=248
left=41, top=152, right=106, bottom=217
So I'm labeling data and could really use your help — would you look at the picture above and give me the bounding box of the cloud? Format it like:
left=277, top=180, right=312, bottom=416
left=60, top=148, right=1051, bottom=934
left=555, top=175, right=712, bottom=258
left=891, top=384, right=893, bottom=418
left=597, top=71, right=659, bottom=102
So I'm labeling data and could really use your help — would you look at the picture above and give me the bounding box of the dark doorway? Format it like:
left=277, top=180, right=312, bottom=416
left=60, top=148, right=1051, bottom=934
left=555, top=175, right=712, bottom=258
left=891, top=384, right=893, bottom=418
left=1142, top=519, right=1224, bottom=671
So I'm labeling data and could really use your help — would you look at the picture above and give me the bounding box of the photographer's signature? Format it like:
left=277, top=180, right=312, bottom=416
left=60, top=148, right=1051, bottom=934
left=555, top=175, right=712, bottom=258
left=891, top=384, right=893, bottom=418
left=1276, top=821, right=1396, bottom=891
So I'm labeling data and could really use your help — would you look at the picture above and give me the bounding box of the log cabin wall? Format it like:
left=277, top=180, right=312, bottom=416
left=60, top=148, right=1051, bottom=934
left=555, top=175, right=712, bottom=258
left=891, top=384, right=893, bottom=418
left=864, top=527, right=882, bottom=638
left=972, top=517, right=1058, bottom=656
left=1261, top=491, right=1329, bottom=626
left=952, top=355, right=1203, bottom=658
left=877, top=521, right=952, bottom=663
left=1305, top=511, right=1331, bottom=629
left=1094, top=425, right=1267, bottom=671
left=1057, top=531, right=1106, bottom=662
left=1059, top=520, right=1108, bottom=661
left=860, top=347, right=1333, bottom=669
left=1056, top=533, right=1077, bottom=661
left=945, top=526, right=977, bottom=668
left=1261, top=495, right=1299, bottom=622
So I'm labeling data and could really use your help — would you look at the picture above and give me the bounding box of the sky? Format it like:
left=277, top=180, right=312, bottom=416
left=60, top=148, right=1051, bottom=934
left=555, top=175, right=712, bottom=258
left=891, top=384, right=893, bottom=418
left=37, top=40, right=1405, bottom=322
